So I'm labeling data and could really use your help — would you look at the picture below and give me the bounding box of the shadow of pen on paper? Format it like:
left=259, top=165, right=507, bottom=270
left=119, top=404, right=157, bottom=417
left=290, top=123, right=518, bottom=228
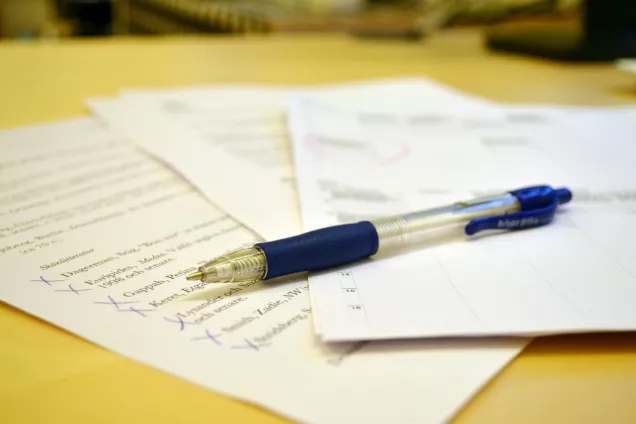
left=372, top=209, right=576, bottom=263
left=369, top=226, right=467, bottom=262
left=181, top=273, right=308, bottom=301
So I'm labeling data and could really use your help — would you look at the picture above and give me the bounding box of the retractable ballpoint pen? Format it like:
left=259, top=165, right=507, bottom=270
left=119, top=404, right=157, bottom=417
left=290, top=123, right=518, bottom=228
left=186, top=185, right=572, bottom=284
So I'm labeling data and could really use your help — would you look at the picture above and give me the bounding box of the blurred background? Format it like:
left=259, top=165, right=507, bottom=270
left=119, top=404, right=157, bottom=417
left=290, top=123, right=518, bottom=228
left=0, top=0, right=580, bottom=39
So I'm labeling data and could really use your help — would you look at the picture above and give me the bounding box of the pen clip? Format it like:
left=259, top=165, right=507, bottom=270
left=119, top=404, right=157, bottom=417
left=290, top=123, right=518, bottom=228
left=463, top=184, right=572, bottom=236
left=464, top=198, right=559, bottom=236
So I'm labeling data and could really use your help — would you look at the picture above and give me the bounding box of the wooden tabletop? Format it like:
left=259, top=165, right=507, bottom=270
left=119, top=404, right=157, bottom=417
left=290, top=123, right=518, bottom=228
left=1, top=29, right=635, bottom=424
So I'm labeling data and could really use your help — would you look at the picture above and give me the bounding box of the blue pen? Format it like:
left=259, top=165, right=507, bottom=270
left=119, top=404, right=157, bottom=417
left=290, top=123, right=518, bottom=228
left=186, top=185, right=572, bottom=284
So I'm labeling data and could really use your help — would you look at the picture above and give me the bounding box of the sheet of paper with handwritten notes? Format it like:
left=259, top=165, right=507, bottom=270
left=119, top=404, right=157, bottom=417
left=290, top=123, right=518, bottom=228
left=0, top=117, right=525, bottom=424
left=288, top=97, right=636, bottom=341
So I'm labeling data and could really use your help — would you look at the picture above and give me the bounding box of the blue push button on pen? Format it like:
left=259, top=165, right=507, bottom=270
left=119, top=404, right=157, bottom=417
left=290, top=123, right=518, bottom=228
left=465, top=185, right=572, bottom=235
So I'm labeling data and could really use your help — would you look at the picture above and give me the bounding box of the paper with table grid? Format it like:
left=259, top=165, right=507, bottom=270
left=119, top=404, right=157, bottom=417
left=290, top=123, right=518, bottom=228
left=288, top=97, right=636, bottom=341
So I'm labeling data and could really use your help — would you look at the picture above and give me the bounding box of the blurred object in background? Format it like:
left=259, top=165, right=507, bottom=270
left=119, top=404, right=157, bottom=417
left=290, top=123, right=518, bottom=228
left=0, top=0, right=112, bottom=38
left=55, top=0, right=114, bottom=36
left=113, top=0, right=419, bottom=35
left=417, top=0, right=579, bottom=40
left=485, top=0, right=636, bottom=61
left=0, top=0, right=69, bottom=38
left=112, top=0, right=576, bottom=38
left=1, top=0, right=612, bottom=42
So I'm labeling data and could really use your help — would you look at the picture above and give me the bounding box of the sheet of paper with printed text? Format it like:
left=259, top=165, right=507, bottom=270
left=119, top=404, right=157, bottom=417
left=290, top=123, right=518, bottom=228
left=0, top=117, right=525, bottom=423
left=287, top=96, right=636, bottom=341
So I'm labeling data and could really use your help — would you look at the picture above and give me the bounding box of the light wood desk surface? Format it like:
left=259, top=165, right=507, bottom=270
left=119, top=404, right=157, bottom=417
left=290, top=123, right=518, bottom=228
left=1, top=29, right=635, bottom=424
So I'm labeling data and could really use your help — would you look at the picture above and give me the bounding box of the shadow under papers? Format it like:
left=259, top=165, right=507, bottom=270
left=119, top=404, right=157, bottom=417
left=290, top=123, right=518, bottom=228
left=345, top=335, right=528, bottom=355
left=527, top=332, right=636, bottom=356
left=324, top=332, right=636, bottom=369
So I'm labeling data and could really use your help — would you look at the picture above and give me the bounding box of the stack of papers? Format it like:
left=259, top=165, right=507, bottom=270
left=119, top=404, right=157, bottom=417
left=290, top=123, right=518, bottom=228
left=1, top=76, right=635, bottom=423
left=288, top=98, right=636, bottom=341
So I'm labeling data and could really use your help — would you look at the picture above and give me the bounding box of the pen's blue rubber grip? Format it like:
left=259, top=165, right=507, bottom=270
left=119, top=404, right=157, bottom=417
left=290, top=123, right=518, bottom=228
left=255, top=222, right=379, bottom=280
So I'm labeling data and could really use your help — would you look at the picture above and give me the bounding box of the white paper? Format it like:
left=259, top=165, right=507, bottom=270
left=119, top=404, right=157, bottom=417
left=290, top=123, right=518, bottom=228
left=87, top=78, right=500, bottom=336
left=288, top=97, right=636, bottom=341
left=88, top=78, right=500, bottom=241
left=88, top=89, right=298, bottom=241
left=0, top=118, right=525, bottom=424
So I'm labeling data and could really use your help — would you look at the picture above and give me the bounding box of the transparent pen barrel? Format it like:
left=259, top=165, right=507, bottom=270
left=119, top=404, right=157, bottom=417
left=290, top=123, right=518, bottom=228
left=198, top=247, right=266, bottom=283
left=371, top=193, right=520, bottom=252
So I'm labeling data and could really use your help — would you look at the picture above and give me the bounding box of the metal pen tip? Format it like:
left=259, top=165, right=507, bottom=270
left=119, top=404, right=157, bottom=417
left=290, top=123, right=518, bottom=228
left=186, top=271, right=203, bottom=281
